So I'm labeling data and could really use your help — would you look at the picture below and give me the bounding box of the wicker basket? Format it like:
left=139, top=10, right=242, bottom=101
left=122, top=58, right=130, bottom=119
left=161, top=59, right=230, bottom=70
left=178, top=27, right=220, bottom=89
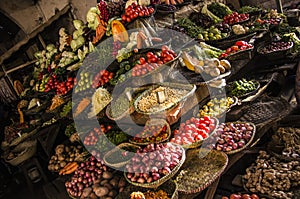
left=129, top=118, right=171, bottom=145
left=225, top=122, right=256, bottom=155
left=257, top=41, right=293, bottom=61
left=5, top=139, right=37, bottom=166
left=134, top=82, right=196, bottom=116
left=103, top=143, right=141, bottom=168
left=106, top=103, right=135, bottom=121
left=124, top=144, right=186, bottom=188
left=181, top=117, right=219, bottom=149
left=116, top=179, right=178, bottom=199
left=174, top=148, right=228, bottom=194
left=226, top=80, right=260, bottom=99
left=226, top=47, right=254, bottom=61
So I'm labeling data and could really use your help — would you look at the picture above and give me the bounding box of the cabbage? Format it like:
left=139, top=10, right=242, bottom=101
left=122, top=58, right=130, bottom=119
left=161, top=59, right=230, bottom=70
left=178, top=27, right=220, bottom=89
left=34, top=51, right=42, bottom=59
left=46, top=44, right=56, bottom=52
left=73, top=20, right=84, bottom=30
left=87, top=7, right=100, bottom=30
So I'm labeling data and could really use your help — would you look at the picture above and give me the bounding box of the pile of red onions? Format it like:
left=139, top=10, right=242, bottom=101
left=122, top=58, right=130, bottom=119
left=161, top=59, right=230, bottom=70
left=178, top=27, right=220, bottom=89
left=213, top=122, right=254, bottom=152
left=65, top=156, right=108, bottom=197
left=125, top=143, right=183, bottom=184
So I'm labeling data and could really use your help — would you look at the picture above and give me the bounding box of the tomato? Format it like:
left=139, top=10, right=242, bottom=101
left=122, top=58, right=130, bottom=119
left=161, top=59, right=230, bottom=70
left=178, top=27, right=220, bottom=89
left=230, top=194, right=242, bottom=199
left=139, top=57, right=146, bottom=64
left=133, top=12, right=138, bottom=19
left=231, top=45, right=239, bottom=51
left=150, top=57, right=158, bottom=63
left=146, top=52, right=154, bottom=58
left=144, top=10, right=149, bottom=16
left=241, top=194, right=251, bottom=199
left=126, top=17, right=131, bottom=23
left=122, top=15, right=126, bottom=21
left=184, top=125, right=192, bottom=132
left=235, top=41, right=247, bottom=47
left=148, top=7, right=154, bottom=14
left=250, top=194, right=259, bottom=199
left=161, top=45, right=169, bottom=52
left=226, top=48, right=232, bottom=54
left=220, top=53, right=228, bottom=58
left=222, top=197, right=229, bottom=199
left=194, top=134, right=203, bottom=141
left=139, top=11, right=145, bottom=17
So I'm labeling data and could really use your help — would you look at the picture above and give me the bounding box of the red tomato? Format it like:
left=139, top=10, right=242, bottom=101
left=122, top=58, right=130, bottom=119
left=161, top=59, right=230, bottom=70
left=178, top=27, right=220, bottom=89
left=230, top=194, right=242, bottom=199
left=146, top=52, right=154, bottom=58
left=139, top=57, right=146, bottom=64
left=231, top=45, right=239, bottom=51
left=194, top=134, right=203, bottom=141
left=235, top=41, right=247, bottom=47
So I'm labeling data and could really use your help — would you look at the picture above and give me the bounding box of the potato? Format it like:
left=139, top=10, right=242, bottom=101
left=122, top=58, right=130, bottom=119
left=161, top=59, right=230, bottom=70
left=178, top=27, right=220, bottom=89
left=109, top=177, right=119, bottom=187
left=209, top=68, right=220, bottom=77
left=94, top=186, right=109, bottom=197
left=65, top=146, right=70, bottom=153
left=104, top=183, right=113, bottom=190
left=58, top=155, right=64, bottom=161
left=118, top=177, right=126, bottom=188
left=220, top=59, right=231, bottom=70
left=108, top=190, right=117, bottom=198
left=81, top=187, right=92, bottom=198
left=100, top=180, right=109, bottom=186
left=102, top=171, right=113, bottom=180
left=89, top=193, right=97, bottom=199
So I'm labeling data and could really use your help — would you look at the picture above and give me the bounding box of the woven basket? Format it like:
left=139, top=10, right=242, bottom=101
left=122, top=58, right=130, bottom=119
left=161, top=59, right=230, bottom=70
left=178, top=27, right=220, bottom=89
left=106, top=103, right=135, bottom=121
left=124, top=144, right=186, bottom=189
left=116, top=179, right=178, bottom=199
left=226, top=47, right=254, bottom=61
left=175, top=148, right=228, bottom=194
left=129, top=118, right=171, bottom=145
left=5, top=139, right=37, bottom=166
left=226, top=80, right=260, bottom=99
left=103, top=143, right=141, bottom=168
left=181, top=117, right=219, bottom=149
left=224, top=122, right=256, bottom=155
left=134, top=82, right=196, bottom=116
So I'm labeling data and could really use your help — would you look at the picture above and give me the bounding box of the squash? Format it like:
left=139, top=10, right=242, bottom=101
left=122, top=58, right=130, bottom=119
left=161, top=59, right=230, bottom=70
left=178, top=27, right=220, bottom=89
left=111, top=20, right=129, bottom=42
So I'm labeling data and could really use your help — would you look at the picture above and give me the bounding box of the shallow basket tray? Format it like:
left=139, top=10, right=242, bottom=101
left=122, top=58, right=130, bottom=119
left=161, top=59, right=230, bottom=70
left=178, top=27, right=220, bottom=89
left=181, top=117, right=219, bottom=149
left=103, top=143, right=141, bottom=169
left=129, top=118, right=171, bottom=145
left=5, top=139, right=37, bottom=166
left=224, top=122, right=256, bottom=155
left=116, top=179, right=178, bottom=199
left=257, top=41, right=294, bottom=61
left=124, top=144, right=186, bottom=188
left=134, top=82, right=196, bottom=115
left=226, top=80, right=260, bottom=99
left=174, top=148, right=228, bottom=194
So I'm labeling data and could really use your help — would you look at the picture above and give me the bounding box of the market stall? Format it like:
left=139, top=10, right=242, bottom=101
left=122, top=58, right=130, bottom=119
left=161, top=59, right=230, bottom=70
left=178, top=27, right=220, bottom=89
left=1, top=0, right=300, bottom=198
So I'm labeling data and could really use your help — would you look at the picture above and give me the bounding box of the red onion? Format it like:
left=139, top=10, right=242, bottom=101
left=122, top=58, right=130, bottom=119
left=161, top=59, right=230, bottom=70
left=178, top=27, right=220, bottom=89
left=152, top=172, right=160, bottom=181
left=137, top=177, right=145, bottom=184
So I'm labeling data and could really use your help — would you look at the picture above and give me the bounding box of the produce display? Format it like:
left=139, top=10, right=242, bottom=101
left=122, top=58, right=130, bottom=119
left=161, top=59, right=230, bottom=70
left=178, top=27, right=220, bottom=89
left=131, top=46, right=177, bottom=77
left=92, top=69, right=114, bottom=89
left=227, top=79, right=259, bottom=97
left=104, top=143, right=140, bottom=166
left=219, top=41, right=253, bottom=59
left=223, top=12, right=249, bottom=25
left=109, top=61, right=132, bottom=85
left=213, top=122, right=255, bottom=153
left=207, top=2, right=232, bottom=19
left=238, top=6, right=262, bottom=14
left=60, top=101, right=72, bottom=118
left=170, top=116, right=217, bottom=146
left=65, top=156, right=127, bottom=198
left=125, top=143, right=184, bottom=184
left=121, top=3, right=155, bottom=23
left=270, top=127, right=300, bottom=159
left=222, top=193, right=260, bottom=199
left=48, top=144, right=86, bottom=173
left=197, top=97, right=236, bottom=118
left=136, top=86, right=190, bottom=114
left=47, top=95, right=65, bottom=112
left=131, top=120, right=169, bottom=144
left=91, top=87, right=112, bottom=116
left=258, top=41, right=293, bottom=54
left=243, top=151, right=300, bottom=199
left=83, top=125, right=112, bottom=146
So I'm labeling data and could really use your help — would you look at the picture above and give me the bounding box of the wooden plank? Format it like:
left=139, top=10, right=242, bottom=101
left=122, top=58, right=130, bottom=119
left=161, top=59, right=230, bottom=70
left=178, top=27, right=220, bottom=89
left=0, top=4, right=70, bottom=65
left=5, top=60, right=36, bottom=74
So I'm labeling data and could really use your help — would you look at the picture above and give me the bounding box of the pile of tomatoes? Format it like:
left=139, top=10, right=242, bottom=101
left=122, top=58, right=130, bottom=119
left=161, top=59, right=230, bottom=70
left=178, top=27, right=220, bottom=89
left=132, top=45, right=177, bottom=77
left=45, top=75, right=76, bottom=95
left=219, top=41, right=253, bottom=58
left=223, top=12, right=249, bottom=25
left=121, top=3, right=155, bottom=23
left=170, top=116, right=216, bottom=146
left=92, top=69, right=114, bottom=89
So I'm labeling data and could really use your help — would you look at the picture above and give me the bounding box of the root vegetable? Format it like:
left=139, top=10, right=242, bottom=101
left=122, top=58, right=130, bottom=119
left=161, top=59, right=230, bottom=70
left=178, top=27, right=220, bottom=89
left=94, top=186, right=109, bottom=197
left=103, top=171, right=113, bottom=179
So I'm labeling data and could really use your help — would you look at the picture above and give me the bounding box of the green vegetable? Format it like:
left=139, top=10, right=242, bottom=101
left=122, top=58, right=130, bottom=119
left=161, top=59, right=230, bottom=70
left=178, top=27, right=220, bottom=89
left=207, top=2, right=232, bottom=19
left=86, top=7, right=100, bottom=30
left=201, top=4, right=222, bottom=23
left=228, top=78, right=257, bottom=96
left=60, top=101, right=72, bottom=117
left=73, top=19, right=85, bottom=30
left=238, top=6, right=262, bottom=14
left=65, top=123, right=77, bottom=137
left=177, top=18, right=204, bottom=38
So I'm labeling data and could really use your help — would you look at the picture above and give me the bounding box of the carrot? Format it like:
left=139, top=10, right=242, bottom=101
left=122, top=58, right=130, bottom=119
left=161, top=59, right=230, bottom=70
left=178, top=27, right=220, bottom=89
left=138, top=31, right=147, bottom=40
left=59, top=162, right=74, bottom=175
left=63, top=163, right=78, bottom=175
left=165, top=0, right=170, bottom=5
left=170, top=0, right=176, bottom=5
left=18, top=108, right=24, bottom=124
left=74, top=97, right=90, bottom=117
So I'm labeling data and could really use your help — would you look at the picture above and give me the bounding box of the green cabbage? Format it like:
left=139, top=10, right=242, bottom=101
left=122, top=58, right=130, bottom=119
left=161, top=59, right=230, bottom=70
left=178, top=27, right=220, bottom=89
left=73, top=19, right=84, bottom=30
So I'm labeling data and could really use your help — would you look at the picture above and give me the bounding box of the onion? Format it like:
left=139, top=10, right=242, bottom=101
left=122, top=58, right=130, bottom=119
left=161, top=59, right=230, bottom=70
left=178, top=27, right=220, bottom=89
left=155, top=161, right=162, bottom=167
left=225, top=146, right=232, bottom=152
left=131, top=176, right=137, bottom=182
left=152, top=172, right=160, bottom=181
left=218, top=138, right=225, bottom=144
left=143, top=173, right=149, bottom=179
left=162, top=167, right=171, bottom=175
left=238, top=140, right=245, bottom=148
left=127, top=173, right=133, bottom=179
left=147, top=177, right=153, bottom=183
left=151, top=166, right=158, bottom=173
left=232, top=143, right=238, bottom=150
left=216, top=144, right=223, bottom=151
left=243, top=134, right=251, bottom=140
left=227, top=140, right=234, bottom=146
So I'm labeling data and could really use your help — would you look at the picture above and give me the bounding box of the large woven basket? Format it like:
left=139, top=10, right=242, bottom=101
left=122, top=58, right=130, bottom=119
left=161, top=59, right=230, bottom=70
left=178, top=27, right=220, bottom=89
left=5, top=139, right=37, bottom=166
left=174, top=148, right=228, bottom=194
left=124, top=144, right=186, bottom=189
left=103, top=143, right=141, bottom=169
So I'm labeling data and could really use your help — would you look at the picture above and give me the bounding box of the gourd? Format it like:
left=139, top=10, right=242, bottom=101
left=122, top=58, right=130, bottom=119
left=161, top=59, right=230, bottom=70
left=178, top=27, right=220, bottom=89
left=111, top=20, right=129, bottom=42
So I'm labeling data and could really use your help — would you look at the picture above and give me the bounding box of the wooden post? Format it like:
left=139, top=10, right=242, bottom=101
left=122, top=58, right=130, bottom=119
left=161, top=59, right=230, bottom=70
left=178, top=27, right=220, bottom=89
left=275, top=0, right=283, bottom=13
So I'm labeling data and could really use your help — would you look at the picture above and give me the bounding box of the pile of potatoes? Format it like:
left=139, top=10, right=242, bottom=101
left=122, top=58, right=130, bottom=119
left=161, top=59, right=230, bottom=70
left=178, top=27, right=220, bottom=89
left=48, top=144, right=85, bottom=172
left=194, top=58, right=231, bottom=78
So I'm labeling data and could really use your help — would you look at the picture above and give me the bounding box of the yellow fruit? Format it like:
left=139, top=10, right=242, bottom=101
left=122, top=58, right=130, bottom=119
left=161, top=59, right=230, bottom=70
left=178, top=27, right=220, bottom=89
left=182, top=51, right=199, bottom=71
